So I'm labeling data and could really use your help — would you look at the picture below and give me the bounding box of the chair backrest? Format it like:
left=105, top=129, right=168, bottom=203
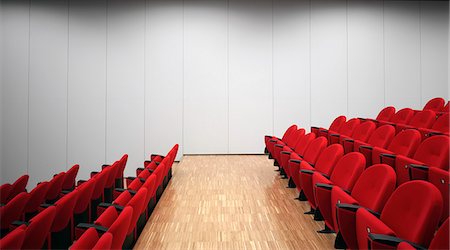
left=105, top=162, right=119, bottom=189
left=413, top=135, right=449, bottom=170
left=330, top=152, right=366, bottom=192
left=117, top=154, right=129, bottom=179
left=22, top=206, right=56, bottom=249
left=338, top=118, right=361, bottom=137
left=428, top=217, right=449, bottom=250
left=0, top=183, right=13, bottom=204
left=390, top=108, right=414, bottom=124
left=70, top=227, right=99, bottom=250
left=45, top=172, right=66, bottom=201
left=386, top=129, right=422, bottom=158
left=74, top=179, right=96, bottom=214
left=24, top=181, right=50, bottom=214
left=108, top=206, right=133, bottom=249
left=0, top=226, right=26, bottom=249
left=329, top=115, right=347, bottom=132
left=367, top=125, right=396, bottom=148
left=431, top=113, right=449, bottom=133
left=351, top=164, right=396, bottom=212
left=376, top=106, right=396, bottom=122
left=127, top=178, right=144, bottom=192
left=0, top=192, right=30, bottom=229
left=302, top=137, right=328, bottom=164
left=428, top=168, right=449, bottom=222
left=52, top=189, right=79, bottom=232
left=440, top=101, right=449, bottom=112
left=423, top=97, right=445, bottom=112
left=281, top=125, right=298, bottom=141
left=408, top=110, right=436, bottom=128
left=94, top=232, right=113, bottom=249
left=125, top=187, right=147, bottom=235
left=314, top=144, right=344, bottom=177
left=142, top=175, right=157, bottom=205
left=351, top=121, right=376, bottom=142
left=8, top=175, right=29, bottom=201
left=91, top=168, right=109, bottom=200
left=293, top=133, right=316, bottom=157
left=62, top=164, right=80, bottom=190
left=286, top=128, right=306, bottom=148
left=380, top=180, right=443, bottom=247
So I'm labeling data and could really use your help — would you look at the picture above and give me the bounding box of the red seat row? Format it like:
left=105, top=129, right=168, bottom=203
left=264, top=98, right=449, bottom=250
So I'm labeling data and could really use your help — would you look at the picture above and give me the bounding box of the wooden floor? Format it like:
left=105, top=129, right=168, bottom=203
left=134, top=155, right=335, bottom=249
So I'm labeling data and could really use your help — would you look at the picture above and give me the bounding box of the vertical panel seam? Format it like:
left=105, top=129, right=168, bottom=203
left=105, top=0, right=108, bottom=163
left=182, top=0, right=185, bottom=157
left=309, top=0, right=312, bottom=128
left=27, top=0, right=31, bottom=174
left=271, top=0, right=274, bottom=136
left=382, top=0, right=386, bottom=107
left=419, top=1, right=422, bottom=107
left=66, top=0, right=70, bottom=169
left=346, top=0, right=349, bottom=117
left=226, top=0, right=230, bottom=153
left=143, top=0, right=147, bottom=159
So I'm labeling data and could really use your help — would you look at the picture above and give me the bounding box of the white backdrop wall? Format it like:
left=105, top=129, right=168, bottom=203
left=1, top=0, right=448, bottom=187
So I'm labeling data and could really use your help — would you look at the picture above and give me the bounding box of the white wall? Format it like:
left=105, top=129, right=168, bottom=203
left=1, top=0, right=448, bottom=187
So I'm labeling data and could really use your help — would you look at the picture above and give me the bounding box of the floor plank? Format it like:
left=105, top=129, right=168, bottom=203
left=134, top=155, right=336, bottom=249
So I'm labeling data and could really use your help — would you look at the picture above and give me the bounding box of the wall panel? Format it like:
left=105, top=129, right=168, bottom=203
left=106, top=0, right=146, bottom=177
left=384, top=1, right=421, bottom=109
left=420, top=1, right=449, bottom=103
left=228, top=0, right=273, bottom=153
left=273, top=0, right=311, bottom=136
left=28, top=0, right=68, bottom=187
left=183, top=0, right=228, bottom=154
left=67, top=0, right=107, bottom=180
left=310, top=0, right=348, bottom=128
left=347, top=0, right=384, bottom=118
left=1, top=0, right=29, bottom=184
left=145, top=0, right=184, bottom=159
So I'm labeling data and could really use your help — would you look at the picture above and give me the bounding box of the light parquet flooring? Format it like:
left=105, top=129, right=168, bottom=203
left=134, top=155, right=336, bottom=249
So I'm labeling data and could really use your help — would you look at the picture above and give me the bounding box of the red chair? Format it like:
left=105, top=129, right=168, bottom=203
left=373, top=129, right=422, bottom=166
left=428, top=168, right=449, bottom=223
left=71, top=227, right=113, bottom=250
left=397, top=217, right=449, bottom=250
left=21, top=206, right=56, bottom=249
left=89, top=168, right=110, bottom=221
left=379, top=108, right=415, bottom=127
left=375, top=106, right=396, bottom=122
left=282, top=133, right=316, bottom=182
left=328, top=118, right=361, bottom=145
left=395, top=110, right=436, bottom=134
left=333, top=164, right=396, bottom=249
left=285, top=137, right=327, bottom=190
left=423, top=97, right=445, bottom=112
left=395, top=135, right=449, bottom=185
left=273, top=129, right=306, bottom=167
left=313, top=115, right=347, bottom=138
left=115, top=154, right=129, bottom=189
left=0, top=184, right=12, bottom=205
left=340, top=121, right=376, bottom=154
left=45, top=172, right=66, bottom=204
left=268, top=128, right=304, bottom=159
left=6, top=175, right=29, bottom=203
left=419, top=112, right=449, bottom=138
left=349, top=125, right=395, bottom=161
left=62, top=164, right=79, bottom=191
left=0, top=192, right=29, bottom=237
left=265, top=124, right=297, bottom=154
left=0, top=226, right=26, bottom=249
left=311, top=152, right=366, bottom=229
left=357, top=181, right=442, bottom=249
left=46, top=188, right=79, bottom=249
left=299, top=144, right=344, bottom=202
left=73, top=179, right=96, bottom=227
left=23, top=181, right=50, bottom=220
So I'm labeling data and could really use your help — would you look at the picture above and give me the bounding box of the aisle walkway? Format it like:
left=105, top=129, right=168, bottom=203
left=134, top=155, right=335, bottom=249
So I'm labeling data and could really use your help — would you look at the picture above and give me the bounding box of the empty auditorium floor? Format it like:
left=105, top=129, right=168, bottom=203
left=134, top=155, right=335, bottom=249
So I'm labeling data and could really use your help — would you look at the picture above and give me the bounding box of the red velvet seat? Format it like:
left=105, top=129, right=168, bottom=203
left=375, top=106, right=396, bottom=122
left=62, top=164, right=79, bottom=192
left=372, top=129, right=422, bottom=167
left=313, top=115, right=347, bottom=138
left=285, top=137, right=327, bottom=190
left=423, top=97, right=445, bottom=112
left=5, top=175, right=29, bottom=203
left=395, top=135, right=449, bottom=186
left=328, top=118, right=361, bottom=145
left=340, top=121, right=376, bottom=154
left=305, top=152, right=365, bottom=222
left=71, top=227, right=113, bottom=250
left=395, top=110, right=436, bottom=134
left=0, top=226, right=26, bottom=249
left=428, top=168, right=449, bottom=223
left=299, top=144, right=344, bottom=205
left=357, top=181, right=442, bottom=249
left=0, top=192, right=30, bottom=237
left=333, top=164, right=396, bottom=249
left=23, top=181, right=50, bottom=220
left=21, top=206, right=56, bottom=249
left=397, top=217, right=449, bottom=250
left=419, top=112, right=449, bottom=138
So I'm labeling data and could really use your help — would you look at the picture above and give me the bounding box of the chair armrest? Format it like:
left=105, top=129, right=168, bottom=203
left=311, top=126, right=319, bottom=129
left=336, top=203, right=361, bottom=213
left=315, top=183, right=333, bottom=190
left=98, top=202, right=124, bottom=212
left=426, top=131, right=444, bottom=137
left=269, top=139, right=278, bottom=143
left=330, top=134, right=340, bottom=137
left=289, top=159, right=302, bottom=164
left=368, top=234, right=425, bottom=250
left=12, top=220, right=30, bottom=227
left=319, top=172, right=330, bottom=179
left=359, top=145, right=373, bottom=150
left=409, top=164, right=428, bottom=171
left=76, top=223, right=109, bottom=234
left=40, top=203, right=54, bottom=208
left=275, top=144, right=284, bottom=148
left=281, top=151, right=291, bottom=155
left=343, top=138, right=354, bottom=143
left=380, top=153, right=396, bottom=159
left=300, top=169, right=314, bottom=175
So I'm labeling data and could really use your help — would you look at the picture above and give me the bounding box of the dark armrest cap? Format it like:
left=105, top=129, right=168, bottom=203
left=76, top=223, right=109, bottom=233
left=315, top=183, right=333, bottom=190
left=336, top=203, right=361, bottom=212
left=12, top=221, right=30, bottom=227
left=380, top=153, right=396, bottom=159
left=409, top=164, right=428, bottom=171
left=359, top=145, right=373, bottom=150
left=300, top=169, right=314, bottom=175
left=281, top=151, right=291, bottom=155
left=289, top=159, right=302, bottom=164
left=368, top=234, right=424, bottom=250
